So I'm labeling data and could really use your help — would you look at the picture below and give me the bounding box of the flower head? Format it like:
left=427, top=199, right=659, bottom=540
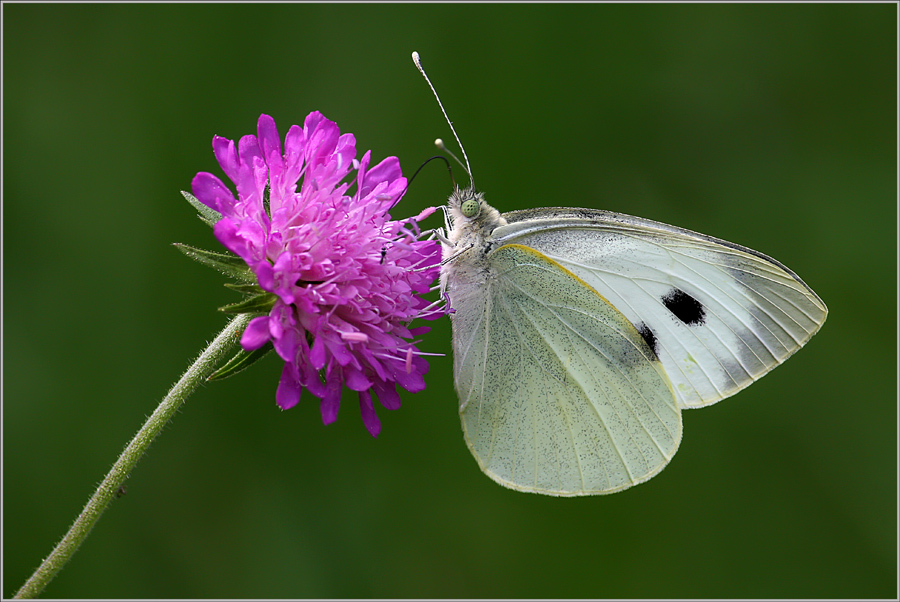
left=192, top=113, right=441, bottom=437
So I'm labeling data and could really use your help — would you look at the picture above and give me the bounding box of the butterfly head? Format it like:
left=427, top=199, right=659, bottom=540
left=447, top=186, right=506, bottom=241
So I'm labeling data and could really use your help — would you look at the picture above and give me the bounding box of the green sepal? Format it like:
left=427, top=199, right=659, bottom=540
left=181, top=190, right=222, bottom=228
left=208, top=342, right=274, bottom=381
left=218, top=293, right=277, bottom=314
left=173, top=243, right=257, bottom=283
left=224, top=282, right=266, bottom=296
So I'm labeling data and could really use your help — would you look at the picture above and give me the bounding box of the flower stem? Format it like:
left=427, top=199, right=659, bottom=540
left=15, top=313, right=254, bottom=599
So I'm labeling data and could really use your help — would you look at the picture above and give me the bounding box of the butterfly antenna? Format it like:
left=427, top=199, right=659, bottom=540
left=434, top=138, right=467, bottom=181
left=412, top=51, right=474, bottom=188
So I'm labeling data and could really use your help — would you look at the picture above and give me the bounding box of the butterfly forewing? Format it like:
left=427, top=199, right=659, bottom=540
left=491, top=209, right=828, bottom=409
left=449, top=243, right=681, bottom=496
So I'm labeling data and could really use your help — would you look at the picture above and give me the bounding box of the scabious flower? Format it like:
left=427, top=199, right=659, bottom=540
left=191, top=112, right=442, bottom=437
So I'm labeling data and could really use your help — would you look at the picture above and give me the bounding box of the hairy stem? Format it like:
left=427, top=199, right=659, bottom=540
left=15, top=314, right=253, bottom=599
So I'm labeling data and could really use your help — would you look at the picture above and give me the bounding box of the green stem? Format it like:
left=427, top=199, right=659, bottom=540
left=15, top=313, right=254, bottom=599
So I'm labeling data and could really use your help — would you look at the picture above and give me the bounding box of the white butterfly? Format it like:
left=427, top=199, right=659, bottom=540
left=413, top=52, right=827, bottom=496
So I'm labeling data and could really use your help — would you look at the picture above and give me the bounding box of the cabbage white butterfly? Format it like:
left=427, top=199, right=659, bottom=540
left=413, top=52, right=827, bottom=496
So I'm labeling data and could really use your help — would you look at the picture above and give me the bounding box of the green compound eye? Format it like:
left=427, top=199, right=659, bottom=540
left=461, top=198, right=480, bottom=218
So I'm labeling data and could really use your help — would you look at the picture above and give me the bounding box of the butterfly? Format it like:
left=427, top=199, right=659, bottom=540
left=413, top=52, right=827, bottom=496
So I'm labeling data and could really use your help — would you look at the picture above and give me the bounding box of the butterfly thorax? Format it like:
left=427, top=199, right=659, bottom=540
left=441, top=187, right=508, bottom=290
left=443, top=188, right=506, bottom=267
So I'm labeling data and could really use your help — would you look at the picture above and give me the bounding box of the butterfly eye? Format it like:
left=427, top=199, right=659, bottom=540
left=461, top=198, right=480, bottom=218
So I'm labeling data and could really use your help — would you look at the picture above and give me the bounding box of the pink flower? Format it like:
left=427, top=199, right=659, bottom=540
left=192, top=113, right=442, bottom=437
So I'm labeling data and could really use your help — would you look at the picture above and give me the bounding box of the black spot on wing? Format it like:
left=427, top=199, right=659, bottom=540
left=635, top=321, right=659, bottom=357
left=662, top=288, right=706, bottom=326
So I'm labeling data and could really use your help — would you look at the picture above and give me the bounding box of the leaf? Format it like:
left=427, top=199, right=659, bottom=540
left=173, top=243, right=257, bottom=283
left=224, top=282, right=266, bottom=296
left=181, top=190, right=222, bottom=228
left=218, top=293, right=277, bottom=314
left=208, top=343, right=274, bottom=381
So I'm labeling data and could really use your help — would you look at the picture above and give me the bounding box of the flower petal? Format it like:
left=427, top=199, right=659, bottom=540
left=360, top=155, right=402, bottom=199
left=320, top=370, right=342, bottom=425
left=192, top=172, right=237, bottom=216
left=358, top=390, right=381, bottom=437
left=345, top=367, right=373, bottom=391
left=309, top=335, right=327, bottom=370
left=276, top=363, right=301, bottom=410
left=212, top=136, right=240, bottom=183
left=241, top=316, right=271, bottom=350
left=373, top=381, right=401, bottom=411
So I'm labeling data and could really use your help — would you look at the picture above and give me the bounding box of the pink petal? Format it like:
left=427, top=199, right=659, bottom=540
left=320, top=370, right=342, bottom=425
left=212, top=136, right=240, bottom=182
left=283, top=124, right=305, bottom=176
left=241, top=316, right=271, bottom=350
left=358, top=390, right=381, bottom=437
left=361, top=155, right=402, bottom=198
left=309, top=336, right=327, bottom=370
left=257, top=115, right=282, bottom=164
left=299, top=353, right=326, bottom=398
left=374, top=381, right=401, bottom=411
left=191, top=172, right=237, bottom=216
left=276, top=363, right=301, bottom=410
left=234, top=134, right=264, bottom=205
left=345, top=367, right=373, bottom=391
left=254, top=260, right=276, bottom=293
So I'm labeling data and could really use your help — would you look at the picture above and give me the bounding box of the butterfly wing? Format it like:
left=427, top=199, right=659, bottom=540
left=491, top=209, right=828, bottom=409
left=449, top=243, right=681, bottom=496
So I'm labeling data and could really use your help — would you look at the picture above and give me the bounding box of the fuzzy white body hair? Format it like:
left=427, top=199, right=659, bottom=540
left=439, top=187, right=507, bottom=296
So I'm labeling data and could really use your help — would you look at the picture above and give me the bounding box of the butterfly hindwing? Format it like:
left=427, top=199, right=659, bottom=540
left=491, top=209, right=828, bottom=409
left=449, top=243, right=681, bottom=496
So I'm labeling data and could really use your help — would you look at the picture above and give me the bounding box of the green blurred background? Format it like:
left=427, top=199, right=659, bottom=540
left=4, top=3, right=896, bottom=598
